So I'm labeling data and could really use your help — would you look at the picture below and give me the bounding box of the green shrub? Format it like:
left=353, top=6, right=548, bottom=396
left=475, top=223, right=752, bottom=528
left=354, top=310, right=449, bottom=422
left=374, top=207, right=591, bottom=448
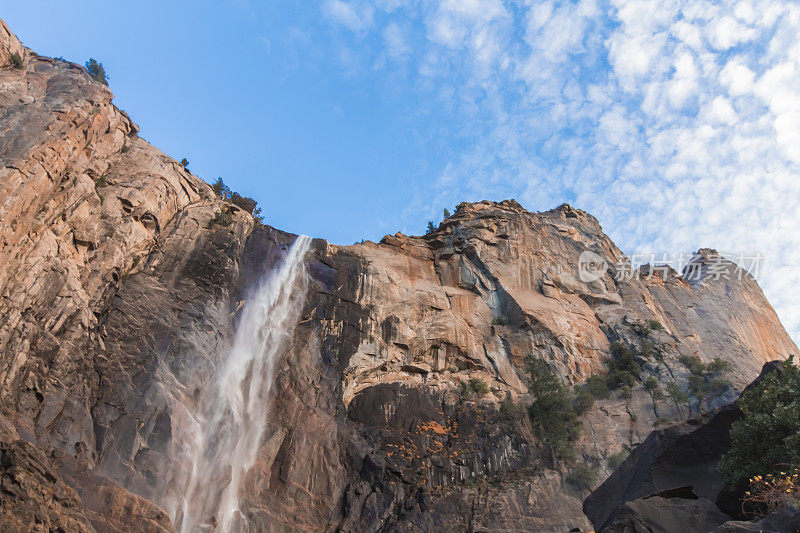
left=665, top=381, right=689, bottom=414
left=719, top=357, right=800, bottom=491
left=426, top=221, right=436, bottom=234
left=607, top=450, right=629, bottom=470
left=707, top=376, right=730, bottom=398
left=95, top=173, right=108, bottom=188
left=594, top=339, right=663, bottom=395
left=499, top=392, right=519, bottom=420
left=9, top=52, right=23, bottom=69
left=681, top=355, right=731, bottom=406
left=679, top=354, right=705, bottom=375
left=85, top=58, right=108, bottom=85
left=605, top=369, right=635, bottom=390
left=585, top=375, right=610, bottom=399
left=468, top=377, right=489, bottom=395
left=688, top=374, right=707, bottom=398
left=179, top=158, right=189, bottom=168
left=649, top=319, right=664, bottom=330
left=443, top=208, right=451, bottom=219
left=567, top=463, right=597, bottom=491
left=639, top=339, right=658, bottom=359
left=525, top=355, right=582, bottom=462
left=611, top=342, right=640, bottom=371
left=209, top=209, right=233, bottom=227
left=574, top=388, right=595, bottom=415
left=644, top=376, right=663, bottom=401
left=604, top=342, right=641, bottom=390
left=706, top=357, right=732, bottom=373
left=620, top=385, right=632, bottom=401
left=491, top=316, right=508, bottom=326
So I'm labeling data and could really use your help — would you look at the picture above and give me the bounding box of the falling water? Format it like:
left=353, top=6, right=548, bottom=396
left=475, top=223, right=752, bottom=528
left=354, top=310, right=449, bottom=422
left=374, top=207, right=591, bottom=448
left=174, top=235, right=312, bottom=532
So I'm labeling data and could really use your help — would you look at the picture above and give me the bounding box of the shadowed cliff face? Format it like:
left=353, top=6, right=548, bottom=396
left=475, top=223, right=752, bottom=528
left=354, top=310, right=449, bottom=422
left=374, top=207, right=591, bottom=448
left=583, top=361, right=800, bottom=532
left=0, top=19, right=797, bottom=532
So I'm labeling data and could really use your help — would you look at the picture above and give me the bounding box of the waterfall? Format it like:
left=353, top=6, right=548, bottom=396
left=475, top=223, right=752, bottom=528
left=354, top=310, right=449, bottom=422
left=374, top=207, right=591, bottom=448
left=173, top=235, right=312, bottom=532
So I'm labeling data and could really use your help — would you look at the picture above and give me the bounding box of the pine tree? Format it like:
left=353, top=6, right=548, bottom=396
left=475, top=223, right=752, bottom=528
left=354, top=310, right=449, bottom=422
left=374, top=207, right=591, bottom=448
left=525, top=355, right=581, bottom=463
left=85, top=58, right=108, bottom=85
left=212, top=177, right=231, bottom=199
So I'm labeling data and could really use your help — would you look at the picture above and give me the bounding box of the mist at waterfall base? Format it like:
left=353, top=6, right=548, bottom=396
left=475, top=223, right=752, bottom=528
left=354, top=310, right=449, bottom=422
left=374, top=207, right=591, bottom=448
left=168, top=235, right=312, bottom=532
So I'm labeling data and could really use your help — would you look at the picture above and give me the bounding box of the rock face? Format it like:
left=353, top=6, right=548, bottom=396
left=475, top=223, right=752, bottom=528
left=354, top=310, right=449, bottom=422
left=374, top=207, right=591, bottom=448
left=584, top=361, right=800, bottom=532
left=0, top=19, right=797, bottom=531
left=583, top=406, right=738, bottom=529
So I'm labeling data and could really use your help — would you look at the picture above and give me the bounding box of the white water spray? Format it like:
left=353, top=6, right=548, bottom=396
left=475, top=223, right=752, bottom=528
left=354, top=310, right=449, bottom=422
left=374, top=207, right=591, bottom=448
left=174, top=235, right=312, bottom=532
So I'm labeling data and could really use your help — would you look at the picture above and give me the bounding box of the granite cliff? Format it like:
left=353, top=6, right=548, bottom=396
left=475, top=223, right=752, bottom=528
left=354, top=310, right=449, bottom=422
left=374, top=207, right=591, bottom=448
left=0, top=20, right=796, bottom=532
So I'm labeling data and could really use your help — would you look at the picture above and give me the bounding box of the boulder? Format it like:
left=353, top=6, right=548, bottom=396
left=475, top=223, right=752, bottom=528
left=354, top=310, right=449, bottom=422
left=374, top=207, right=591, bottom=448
left=584, top=405, right=738, bottom=528
left=601, top=495, right=730, bottom=532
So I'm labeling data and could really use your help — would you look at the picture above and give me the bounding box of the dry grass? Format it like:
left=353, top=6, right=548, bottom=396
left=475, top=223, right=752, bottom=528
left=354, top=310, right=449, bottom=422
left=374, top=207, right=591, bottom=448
left=742, top=467, right=800, bottom=518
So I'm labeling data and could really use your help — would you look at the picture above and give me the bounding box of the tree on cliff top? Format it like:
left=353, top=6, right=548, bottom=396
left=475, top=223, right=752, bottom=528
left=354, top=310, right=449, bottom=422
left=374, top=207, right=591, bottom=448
left=212, top=177, right=230, bottom=198
left=211, top=177, right=263, bottom=226
left=85, top=58, right=108, bottom=86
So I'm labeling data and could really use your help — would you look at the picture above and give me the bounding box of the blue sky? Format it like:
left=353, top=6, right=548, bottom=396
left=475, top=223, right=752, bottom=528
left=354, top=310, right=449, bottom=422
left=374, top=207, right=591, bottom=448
left=4, top=1, right=800, bottom=340
left=4, top=2, right=442, bottom=243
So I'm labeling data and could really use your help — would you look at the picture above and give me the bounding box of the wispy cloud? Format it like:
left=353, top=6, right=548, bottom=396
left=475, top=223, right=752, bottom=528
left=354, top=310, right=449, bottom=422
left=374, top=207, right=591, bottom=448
left=318, top=0, right=800, bottom=341
left=323, top=0, right=375, bottom=32
left=383, top=21, right=410, bottom=57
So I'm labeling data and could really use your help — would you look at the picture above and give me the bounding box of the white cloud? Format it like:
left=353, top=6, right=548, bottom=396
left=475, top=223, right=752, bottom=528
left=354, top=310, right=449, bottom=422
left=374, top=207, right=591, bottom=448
left=323, top=0, right=375, bottom=32
left=668, top=52, right=699, bottom=108
left=425, top=0, right=511, bottom=79
left=707, top=96, right=737, bottom=125
left=710, top=15, right=756, bottom=49
left=734, top=1, right=757, bottom=25
left=720, top=60, right=756, bottom=95
left=383, top=22, right=410, bottom=57
left=318, top=0, right=800, bottom=342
